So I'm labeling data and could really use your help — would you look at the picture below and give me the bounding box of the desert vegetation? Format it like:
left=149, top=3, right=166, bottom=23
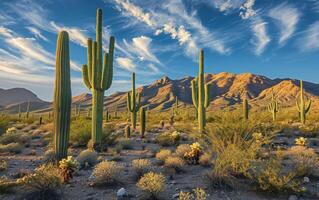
left=0, top=7, right=319, bottom=200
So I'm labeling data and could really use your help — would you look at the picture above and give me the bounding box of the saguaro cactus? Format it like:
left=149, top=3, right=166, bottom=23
left=268, top=92, right=279, bottom=121
left=140, top=107, right=146, bottom=138
left=26, top=101, right=30, bottom=118
left=125, top=125, right=130, bottom=138
left=243, top=98, right=249, bottom=120
left=296, top=80, right=311, bottom=124
left=82, top=8, right=115, bottom=149
left=53, top=31, right=72, bottom=161
left=127, top=73, right=141, bottom=129
left=191, top=49, right=210, bottom=134
left=18, top=104, right=21, bottom=119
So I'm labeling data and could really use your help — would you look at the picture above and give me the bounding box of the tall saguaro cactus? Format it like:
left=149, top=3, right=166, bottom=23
left=268, top=92, right=279, bottom=121
left=243, top=98, right=249, bottom=120
left=82, top=8, right=115, bottom=149
left=127, top=73, right=141, bottom=129
left=26, top=101, right=30, bottom=118
left=140, top=107, right=146, bottom=138
left=191, top=49, right=210, bottom=134
left=296, top=80, right=311, bottom=124
left=53, top=31, right=72, bottom=161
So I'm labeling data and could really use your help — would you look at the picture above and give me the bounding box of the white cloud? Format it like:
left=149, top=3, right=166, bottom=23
left=251, top=20, right=270, bottom=55
left=116, top=57, right=136, bottom=72
left=211, top=0, right=244, bottom=12
left=26, top=27, right=48, bottom=41
left=239, top=0, right=256, bottom=19
left=299, top=21, right=319, bottom=51
left=269, top=3, right=300, bottom=45
left=0, top=26, right=13, bottom=37
left=124, top=36, right=162, bottom=65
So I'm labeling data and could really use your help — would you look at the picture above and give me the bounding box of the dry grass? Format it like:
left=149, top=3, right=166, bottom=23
left=91, top=161, right=124, bottom=186
left=132, top=159, right=152, bottom=179
left=164, top=156, right=185, bottom=171
left=77, top=149, right=98, bottom=168
left=137, top=172, right=166, bottom=199
left=155, top=149, right=172, bottom=164
left=175, top=144, right=191, bottom=158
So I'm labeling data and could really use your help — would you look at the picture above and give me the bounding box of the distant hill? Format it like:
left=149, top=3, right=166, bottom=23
left=2, top=73, right=318, bottom=114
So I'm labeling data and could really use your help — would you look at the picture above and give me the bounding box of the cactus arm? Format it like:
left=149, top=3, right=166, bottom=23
left=102, top=36, right=114, bottom=89
left=191, top=80, right=198, bottom=110
left=82, top=64, right=92, bottom=89
left=136, top=93, right=141, bottom=111
left=91, top=41, right=98, bottom=89
left=87, top=39, right=93, bottom=85
left=305, top=100, right=311, bottom=113
left=296, top=100, right=301, bottom=112
left=127, top=92, right=133, bottom=112
left=204, top=84, right=210, bottom=108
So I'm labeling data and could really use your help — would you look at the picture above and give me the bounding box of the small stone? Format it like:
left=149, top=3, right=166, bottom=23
left=303, top=176, right=310, bottom=183
left=288, top=195, right=298, bottom=200
left=117, top=188, right=127, bottom=198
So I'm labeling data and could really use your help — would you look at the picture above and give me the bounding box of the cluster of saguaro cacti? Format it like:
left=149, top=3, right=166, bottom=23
left=296, top=80, right=311, bottom=124
left=140, top=107, right=146, bottom=138
left=268, top=92, right=279, bottom=121
left=127, top=73, right=141, bottom=129
left=243, top=97, right=249, bottom=120
left=53, top=31, right=72, bottom=161
left=191, top=49, right=210, bottom=134
left=82, top=8, right=115, bottom=149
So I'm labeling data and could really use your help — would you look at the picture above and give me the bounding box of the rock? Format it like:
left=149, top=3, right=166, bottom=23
left=173, top=193, right=179, bottom=199
left=117, top=188, right=127, bottom=198
left=303, top=176, right=310, bottom=183
left=288, top=195, right=298, bottom=200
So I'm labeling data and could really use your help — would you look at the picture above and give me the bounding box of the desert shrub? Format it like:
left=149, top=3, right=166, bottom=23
left=76, top=149, right=98, bottom=168
left=0, top=115, right=11, bottom=135
left=90, top=161, right=124, bottom=186
left=164, top=156, right=185, bottom=171
left=176, top=144, right=191, bottom=158
left=252, top=158, right=302, bottom=193
left=132, top=159, right=152, bottom=178
left=42, top=149, right=55, bottom=163
left=0, top=160, right=8, bottom=171
left=184, top=142, right=203, bottom=165
left=199, top=153, right=211, bottom=167
left=156, top=131, right=181, bottom=146
left=155, top=149, right=172, bottom=164
left=6, top=127, right=18, bottom=134
left=118, top=138, right=133, bottom=150
left=0, top=142, right=23, bottom=154
left=0, top=177, right=17, bottom=194
left=0, top=132, right=30, bottom=145
left=179, top=188, right=208, bottom=200
left=136, top=172, right=166, bottom=199
left=295, top=137, right=307, bottom=146
left=277, top=146, right=319, bottom=177
left=17, top=164, right=63, bottom=199
left=58, top=156, right=79, bottom=183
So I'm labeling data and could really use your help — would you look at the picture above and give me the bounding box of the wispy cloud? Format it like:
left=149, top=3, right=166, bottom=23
left=26, top=27, right=48, bottom=41
left=239, top=0, right=256, bottom=19
left=116, top=57, right=136, bottom=72
left=269, top=3, right=300, bottom=45
left=123, top=36, right=162, bottom=65
left=299, top=21, right=319, bottom=51
left=251, top=20, right=271, bottom=55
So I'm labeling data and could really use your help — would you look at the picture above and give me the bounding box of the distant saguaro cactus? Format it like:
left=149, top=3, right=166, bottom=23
left=140, top=107, right=146, bottom=138
left=82, top=8, right=115, bottom=150
left=243, top=98, right=249, bottom=120
left=125, top=125, right=131, bottom=138
left=53, top=31, right=72, bottom=161
left=191, top=49, right=210, bottom=134
left=296, top=80, right=311, bottom=124
left=127, top=73, right=141, bottom=129
left=268, top=92, right=279, bottom=121
left=18, top=103, right=21, bottom=119
left=26, top=101, right=30, bottom=118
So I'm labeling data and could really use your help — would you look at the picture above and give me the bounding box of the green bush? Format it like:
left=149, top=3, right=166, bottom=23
left=0, top=132, right=31, bottom=145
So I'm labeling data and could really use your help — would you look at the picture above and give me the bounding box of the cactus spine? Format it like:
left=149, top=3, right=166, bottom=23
left=127, top=73, right=141, bottom=129
left=191, top=49, right=210, bottom=134
left=296, top=80, right=311, bottom=124
left=140, top=107, right=146, bottom=138
left=53, top=31, right=72, bottom=161
left=243, top=98, right=249, bottom=120
left=268, top=92, right=279, bottom=121
left=82, top=9, right=115, bottom=149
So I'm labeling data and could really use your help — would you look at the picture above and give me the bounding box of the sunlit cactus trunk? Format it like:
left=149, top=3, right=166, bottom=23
left=296, top=80, right=311, bottom=124
left=268, top=92, right=279, bottom=121
left=53, top=31, right=71, bottom=161
left=127, top=73, right=141, bottom=129
left=140, top=107, right=146, bottom=138
left=82, top=8, right=115, bottom=150
left=191, top=49, right=210, bottom=134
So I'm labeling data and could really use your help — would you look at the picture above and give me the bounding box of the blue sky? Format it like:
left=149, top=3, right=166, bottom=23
left=0, top=0, right=318, bottom=101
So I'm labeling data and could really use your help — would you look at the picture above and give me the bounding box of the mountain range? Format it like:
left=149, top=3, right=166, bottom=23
left=1, top=73, right=318, bottom=114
